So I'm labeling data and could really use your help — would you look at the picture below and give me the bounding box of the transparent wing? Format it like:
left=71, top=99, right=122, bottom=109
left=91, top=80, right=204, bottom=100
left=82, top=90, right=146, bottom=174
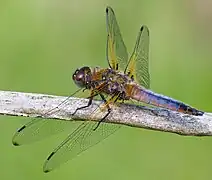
left=106, top=6, right=128, bottom=71
left=12, top=89, right=83, bottom=146
left=125, top=26, right=150, bottom=89
left=12, top=119, right=79, bottom=146
left=43, top=120, right=120, bottom=172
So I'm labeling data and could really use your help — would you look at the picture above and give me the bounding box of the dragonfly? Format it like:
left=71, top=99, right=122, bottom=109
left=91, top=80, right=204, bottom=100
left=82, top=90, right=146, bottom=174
left=12, top=6, right=204, bottom=173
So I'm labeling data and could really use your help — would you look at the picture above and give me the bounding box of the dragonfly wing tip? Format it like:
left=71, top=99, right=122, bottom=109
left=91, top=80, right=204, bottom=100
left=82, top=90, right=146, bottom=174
left=43, top=151, right=56, bottom=173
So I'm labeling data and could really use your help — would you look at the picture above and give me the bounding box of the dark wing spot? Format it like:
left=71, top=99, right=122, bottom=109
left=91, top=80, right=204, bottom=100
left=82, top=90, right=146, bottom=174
left=106, top=7, right=109, bottom=13
left=47, top=151, right=55, bottom=161
left=17, top=125, right=26, bottom=132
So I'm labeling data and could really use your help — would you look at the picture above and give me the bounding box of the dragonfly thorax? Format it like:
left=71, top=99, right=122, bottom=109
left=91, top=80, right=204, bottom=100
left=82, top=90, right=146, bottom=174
left=95, top=68, right=133, bottom=99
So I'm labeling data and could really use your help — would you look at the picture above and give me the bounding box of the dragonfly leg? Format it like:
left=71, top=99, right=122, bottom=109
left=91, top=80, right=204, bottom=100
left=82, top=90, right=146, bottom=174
left=71, top=82, right=108, bottom=116
left=93, top=92, right=122, bottom=131
left=93, top=108, right=112, bottom=131
left=71, top=93, right=98, bottom=115
left=93, top=94, right=111, bottom=131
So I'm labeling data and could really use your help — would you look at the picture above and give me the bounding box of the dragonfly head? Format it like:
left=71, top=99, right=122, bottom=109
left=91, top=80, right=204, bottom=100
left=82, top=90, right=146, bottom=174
left=72, top=66, right=92, bottom=88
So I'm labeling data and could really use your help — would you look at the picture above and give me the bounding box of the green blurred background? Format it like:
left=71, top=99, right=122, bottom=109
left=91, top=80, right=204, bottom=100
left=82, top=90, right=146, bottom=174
left=1, top=0, right=212, bottom=179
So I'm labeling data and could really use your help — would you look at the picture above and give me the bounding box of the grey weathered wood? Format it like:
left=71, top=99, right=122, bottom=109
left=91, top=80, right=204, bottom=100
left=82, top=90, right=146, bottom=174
left=0, top=90, right=211, bottom=136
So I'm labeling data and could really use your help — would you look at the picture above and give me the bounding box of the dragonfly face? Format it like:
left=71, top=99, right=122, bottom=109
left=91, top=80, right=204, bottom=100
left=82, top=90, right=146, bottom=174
left=72, top=66, right=92, bottom=88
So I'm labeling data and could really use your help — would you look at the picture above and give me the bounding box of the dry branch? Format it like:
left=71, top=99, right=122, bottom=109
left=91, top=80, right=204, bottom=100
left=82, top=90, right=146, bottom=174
left=0, top=90, right=212, bottom=136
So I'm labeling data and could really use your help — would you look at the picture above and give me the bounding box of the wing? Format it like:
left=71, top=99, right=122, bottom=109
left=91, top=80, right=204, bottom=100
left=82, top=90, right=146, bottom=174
left=124, top=26, right=150, bottom=89
left=43, top=121, right=120, bottom=172
left=12, top=89, right=83, bottom=145
left=106, top=6, right=128, bottom=71
left=43, top=91, right=122, bottom=172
